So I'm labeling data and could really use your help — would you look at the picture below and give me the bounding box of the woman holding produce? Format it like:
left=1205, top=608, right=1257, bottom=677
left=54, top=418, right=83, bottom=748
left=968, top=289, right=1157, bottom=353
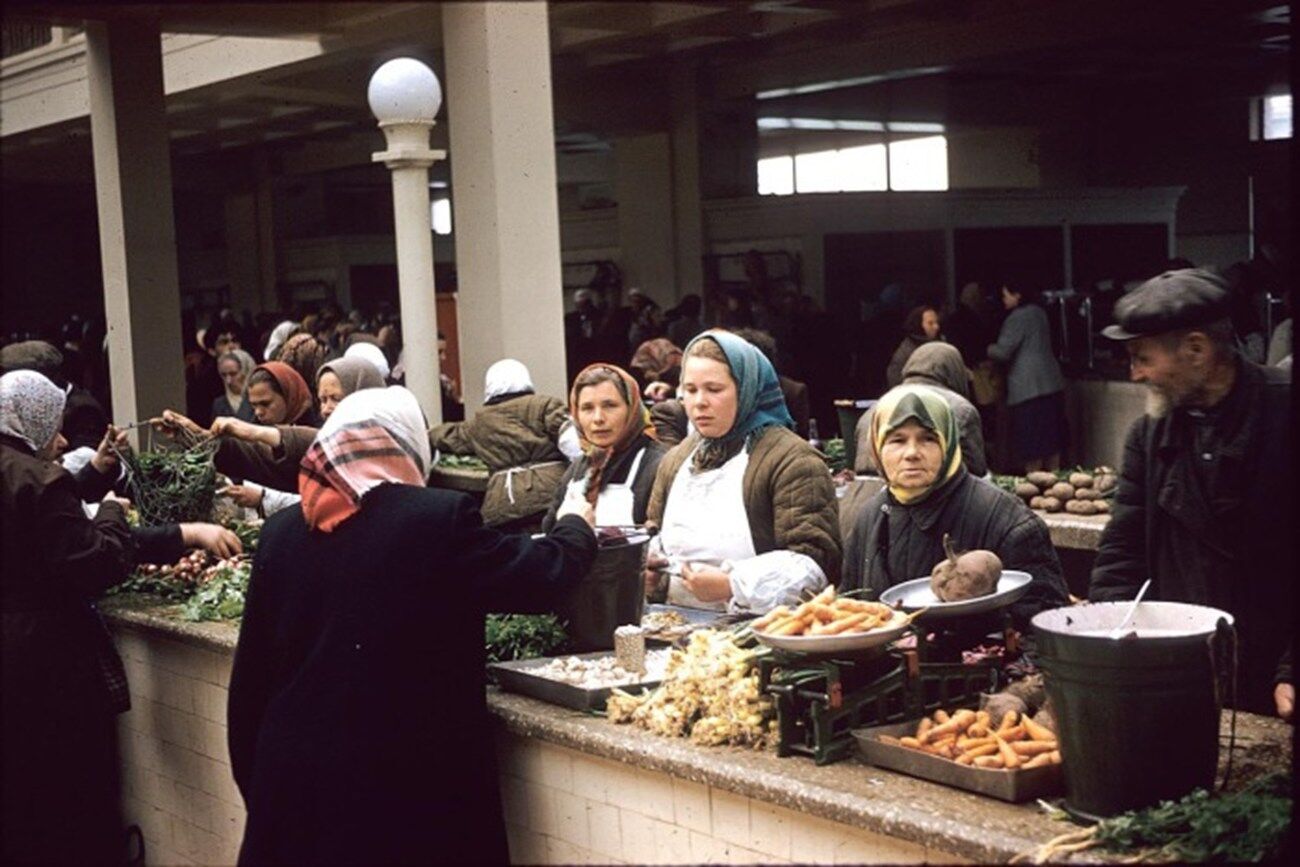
left=227, top=386, right=597, bottom=866
left=211, top=348, right=257, bottom=423
left=840, top=383, right=1068, bottom=629
left=1, top=370, right=239, bottom=866
left=429, top=359, right=578, bottom=530
left=987, top=283, right=1067, bottom=473
left=642, top=331, right=841, bottom=613
left=541, top=363, right=668, bottom=530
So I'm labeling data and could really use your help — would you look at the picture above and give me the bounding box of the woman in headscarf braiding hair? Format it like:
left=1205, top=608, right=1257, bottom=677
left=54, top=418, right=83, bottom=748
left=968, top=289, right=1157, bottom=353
left=840, top=383, right=1068, bottom=631
left=227, top=386, right=596, bottom=866
left=542, top=363, right=667, bottom=530
left=641, top=330, right=841, bottom=613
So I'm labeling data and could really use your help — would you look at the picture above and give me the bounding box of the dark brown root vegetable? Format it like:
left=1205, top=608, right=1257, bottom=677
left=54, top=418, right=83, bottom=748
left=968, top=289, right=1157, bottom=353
left=1040, top=496, right=1062, bottom=512
left=1068, top=472, right=1093, bottom=488
left=1026, top=471, right=1057, bottom=488
left=930, top=533, right=1003, bottom=602
left=1046, top=482, right=1076, bottom=501
left=1005, top=674, right=1048, bottom=713
left=1014, top=482, right=1040, bottom=500
left=1065, top=499, right=1099, bottom=515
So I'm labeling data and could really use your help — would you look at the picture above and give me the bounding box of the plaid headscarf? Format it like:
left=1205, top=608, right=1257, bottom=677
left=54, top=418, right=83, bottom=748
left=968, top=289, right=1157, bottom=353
left=0, top=370, right=67, bottom=453
left=298, top=386, right=431, bottom=533
left=254, top=361, right=313, bottom=424
left=569, top=363, right=655, bottom=506
left=869, top=384, right=963, bottom=505
left=683, top=330, right=793, bottom=472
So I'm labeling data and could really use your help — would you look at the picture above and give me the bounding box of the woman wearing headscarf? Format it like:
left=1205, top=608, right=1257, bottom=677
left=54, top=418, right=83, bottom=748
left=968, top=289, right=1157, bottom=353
left=629, top=337, right=683, bottom=391
left=227, top=387, right=596, bottom=866
left=220, top=357, right=389, bottom=520
left=642, top=331, right=841, bottom=613
left=212, top=348, right=257, bottom=423
left=1, top=371, right=239, bottom=866
left=855, top=342, right=988, bottom=478
left=541, top=364, right=668, bottom=531
left=262, top=320, right=299, bottom=362
left=840, top=384, right=1068, bottom=630
left=429, top=359, right=577, bottom=530
left=342, top=341, right=391, bottom=381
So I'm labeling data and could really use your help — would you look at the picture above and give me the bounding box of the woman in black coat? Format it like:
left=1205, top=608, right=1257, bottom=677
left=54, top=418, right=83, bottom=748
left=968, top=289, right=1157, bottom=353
left=840, top=384, right=1068, bottom=631
left=227, top=386, right=597, bottom=866
left=1, top=371, right=240, bottom=866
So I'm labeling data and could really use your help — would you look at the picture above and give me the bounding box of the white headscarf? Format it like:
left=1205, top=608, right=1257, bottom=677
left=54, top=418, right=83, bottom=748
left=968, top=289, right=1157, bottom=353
left=343, top=342, right=391, bottom=380
left=264, top=320, right=298, bottom=362
left=0, top=370, right=67, bottom=453
left=319, top=385, right=431, bottom=475
left=483, top=359, right=534, bottom=403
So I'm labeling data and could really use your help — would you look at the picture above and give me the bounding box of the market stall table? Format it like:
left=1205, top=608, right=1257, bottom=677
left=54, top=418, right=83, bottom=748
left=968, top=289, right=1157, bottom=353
left=95, top=594, right=1291, bottom=865
left=426, top=464, right=489, bottom=493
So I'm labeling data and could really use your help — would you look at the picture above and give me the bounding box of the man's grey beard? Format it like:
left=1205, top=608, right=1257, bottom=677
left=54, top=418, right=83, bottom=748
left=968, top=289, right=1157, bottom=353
left=1145, top=386, right=1172, bottom=418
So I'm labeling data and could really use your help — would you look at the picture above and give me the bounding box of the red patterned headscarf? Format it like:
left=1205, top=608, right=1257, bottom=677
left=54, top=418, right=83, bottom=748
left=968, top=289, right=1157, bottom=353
left=298, top=386, right=431, bottom=533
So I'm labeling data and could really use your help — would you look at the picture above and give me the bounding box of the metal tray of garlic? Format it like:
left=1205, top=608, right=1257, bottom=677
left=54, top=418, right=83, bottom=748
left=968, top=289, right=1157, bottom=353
left=878, top=570, right=1034, bottom=620
left=489, top=650, right=672, bottom=712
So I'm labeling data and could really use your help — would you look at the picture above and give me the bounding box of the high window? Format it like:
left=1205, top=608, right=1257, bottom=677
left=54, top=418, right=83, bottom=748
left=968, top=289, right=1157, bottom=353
left=757, top=119, right=948, bottom=195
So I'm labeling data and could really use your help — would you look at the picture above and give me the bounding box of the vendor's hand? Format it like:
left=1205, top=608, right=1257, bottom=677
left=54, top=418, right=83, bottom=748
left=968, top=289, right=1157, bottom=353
left=555, top=492, right=596, bottom=528
left=643, top=553, right=669, bottom=594
left=153, top=410, right=202, bottom=437
left=211, top=416, right=281, bottom=447
left=180, top=523, right=243, bottom=559
left=90, top=425, right=130, bottom=475
left=219, top=483, right=264, bottom=510
left=1275, top=682, right=1294, bottom=723
left=681, top=562, right=733, bottom=603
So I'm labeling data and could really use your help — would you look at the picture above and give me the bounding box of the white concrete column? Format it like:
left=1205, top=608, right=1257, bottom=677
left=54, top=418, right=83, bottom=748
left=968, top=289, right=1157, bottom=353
left=443, top=1, right=568, bottom=410
left=615, top=133, right=677, bottom=306
left=86, top=20, right=185, bottom=425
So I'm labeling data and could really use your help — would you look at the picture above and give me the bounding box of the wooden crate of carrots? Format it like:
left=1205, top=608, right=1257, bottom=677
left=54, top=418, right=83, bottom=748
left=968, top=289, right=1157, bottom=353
left=880, top=708, right=1061, bottom=770
left=752, top=587, right=898, bottom=637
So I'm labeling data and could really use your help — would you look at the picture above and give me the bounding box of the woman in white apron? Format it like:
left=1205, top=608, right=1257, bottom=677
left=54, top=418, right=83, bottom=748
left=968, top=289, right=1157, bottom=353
left=542, top=364, right=667, bottom=530
left=643, top=331, right=842, bottom=614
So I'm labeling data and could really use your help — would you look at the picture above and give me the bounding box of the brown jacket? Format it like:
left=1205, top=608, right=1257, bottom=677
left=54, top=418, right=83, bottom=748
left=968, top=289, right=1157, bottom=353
left=215, top=426, right=320, bottom=492
left=430, top=394, right=569, bottom=526
left=646, top=426, right=842, bottom=584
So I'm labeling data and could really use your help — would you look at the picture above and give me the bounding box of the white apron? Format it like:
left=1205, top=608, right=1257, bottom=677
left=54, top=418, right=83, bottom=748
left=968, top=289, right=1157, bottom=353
left=564, top=447, right=647, bottom=528
left=658, top=448, right=756, bottom=611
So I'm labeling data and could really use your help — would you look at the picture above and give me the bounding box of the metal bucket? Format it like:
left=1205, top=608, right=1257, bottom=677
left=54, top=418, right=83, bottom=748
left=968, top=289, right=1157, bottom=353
left=1032, top=602, right=1234, bottom=819
left=555, top=530, right=650, bottom=652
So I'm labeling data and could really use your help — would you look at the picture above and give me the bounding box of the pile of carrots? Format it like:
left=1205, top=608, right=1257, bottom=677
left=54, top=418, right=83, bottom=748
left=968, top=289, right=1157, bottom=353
left=881, top=708, right=1061, bottom=770
left=752, top=587, right=898, bottom=637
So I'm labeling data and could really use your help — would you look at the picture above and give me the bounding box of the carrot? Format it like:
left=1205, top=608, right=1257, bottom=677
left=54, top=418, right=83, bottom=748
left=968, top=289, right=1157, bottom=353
left=995, top=734, right=1021, bottom=769
left=899, top=737, right=923, bottom=750
left=955, top=743, right=999, bottom=764
left=999, top=725, right=1027, bottom=742
left=996, top=710, right=1019, bottom=731
left=751, top=606, right=789, bottom=631
left=915, top=718, right=932, bottom=740
left=974, top=710, right=991, bottom=726
left=973, top=755, right=1006, bottom=769
left=1048, top=750, right=1061, bottom=765
left=1022, top=752, right=1055, bottom=769
left=1023, top=715, right=1057, bottom=743
left=1012, top=741, right=1058, bottom=757
left=812, top=603, right=837, bottom=623
left=820, top=611, right=870, bottom=635
left=956, top=736, right=995, bottom=751
left=933, top=709, right=951, bottom=724
left=967, top=723, right=990, bottom=738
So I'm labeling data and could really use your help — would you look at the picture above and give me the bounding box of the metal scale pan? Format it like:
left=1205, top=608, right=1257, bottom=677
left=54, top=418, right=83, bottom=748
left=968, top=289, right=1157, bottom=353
left=878, top=570, right=1033, bottom=620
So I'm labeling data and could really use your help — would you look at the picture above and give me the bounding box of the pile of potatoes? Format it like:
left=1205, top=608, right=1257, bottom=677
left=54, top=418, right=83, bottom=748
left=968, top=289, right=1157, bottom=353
left=1011, top=468, right=1117, bottom=515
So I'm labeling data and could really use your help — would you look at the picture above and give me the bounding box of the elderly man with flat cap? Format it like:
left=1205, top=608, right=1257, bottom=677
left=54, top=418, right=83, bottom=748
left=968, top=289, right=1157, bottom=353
left=1089, top=268, right=1293, bottom=720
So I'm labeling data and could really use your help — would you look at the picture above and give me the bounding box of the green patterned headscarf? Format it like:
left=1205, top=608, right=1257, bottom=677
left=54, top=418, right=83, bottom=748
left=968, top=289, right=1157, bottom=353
left=869, top=384, right=963, bottom=504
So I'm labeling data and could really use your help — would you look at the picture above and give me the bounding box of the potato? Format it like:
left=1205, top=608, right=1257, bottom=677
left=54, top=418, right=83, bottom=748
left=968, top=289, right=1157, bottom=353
left=1014, top=482, right=1040, bottom=500
left=1093, top=499, right=1111, bottom=514
left=1075, top=487, right=1103, bottom=501
left=1029, top=496, right=1046, bottom=509
left=1068, top=472, right=1093, bottom=489
left=1025, top=471, right=1057, bottom=488
left=1094, top=473, right=1118, bottom=494
left=1046, top=482, right=1075, bottom=501
left=1039, top=496, right=1062, bottom=513
left=1065, top=499, right=1098, bottom=515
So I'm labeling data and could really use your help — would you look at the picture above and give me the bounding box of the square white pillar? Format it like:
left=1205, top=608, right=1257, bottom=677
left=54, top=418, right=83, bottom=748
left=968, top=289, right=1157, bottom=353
left=86, top=20, right=186, bottom=424
left=443, top=1, right=568, bottom=409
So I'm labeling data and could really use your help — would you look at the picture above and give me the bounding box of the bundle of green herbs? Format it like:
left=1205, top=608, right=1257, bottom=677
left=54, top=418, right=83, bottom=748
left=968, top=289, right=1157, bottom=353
left=1017, top=772, right=1292, bottom=863
left=485, top=614, right=567, bottom=664
left=438, top=453, right=490, bottom=472
left=116, top=428, right=220, bottom=526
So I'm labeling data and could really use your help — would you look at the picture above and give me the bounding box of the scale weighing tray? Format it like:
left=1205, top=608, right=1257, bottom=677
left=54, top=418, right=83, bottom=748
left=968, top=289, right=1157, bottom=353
left=879, top=571, right=1033, bottom=620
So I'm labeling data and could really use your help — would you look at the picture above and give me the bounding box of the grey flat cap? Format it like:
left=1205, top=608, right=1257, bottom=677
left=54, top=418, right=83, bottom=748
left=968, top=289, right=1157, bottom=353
left=1101, top=268, right=1231, bottom=341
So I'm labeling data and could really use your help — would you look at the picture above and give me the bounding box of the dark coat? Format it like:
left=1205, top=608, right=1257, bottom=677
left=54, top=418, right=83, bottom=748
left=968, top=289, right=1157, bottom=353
left=779, top=376, right=812, bottom=439
left=841, top=470, right=1069, bottom=630
left=212, top=393, right=257, bottom=423
left=227, top=485, right=597, bottom=866
left=1089, top=362, right=1293, bottom=713
left=214, top=426, right=320, bottom=490
left=541, top=434, right=667, bottom=531
left=649, top=399, right=689, bottom=446
left=2, top=435, right=182, bottom=865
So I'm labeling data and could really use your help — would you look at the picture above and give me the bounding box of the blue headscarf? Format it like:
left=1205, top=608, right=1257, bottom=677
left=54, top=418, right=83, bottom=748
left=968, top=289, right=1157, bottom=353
left=683, top=330, right=794, bottom=471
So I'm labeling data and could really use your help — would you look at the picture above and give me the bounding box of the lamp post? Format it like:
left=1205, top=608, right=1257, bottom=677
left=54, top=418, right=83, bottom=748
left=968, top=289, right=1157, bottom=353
left=368, top=57, right=444, bottom=423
